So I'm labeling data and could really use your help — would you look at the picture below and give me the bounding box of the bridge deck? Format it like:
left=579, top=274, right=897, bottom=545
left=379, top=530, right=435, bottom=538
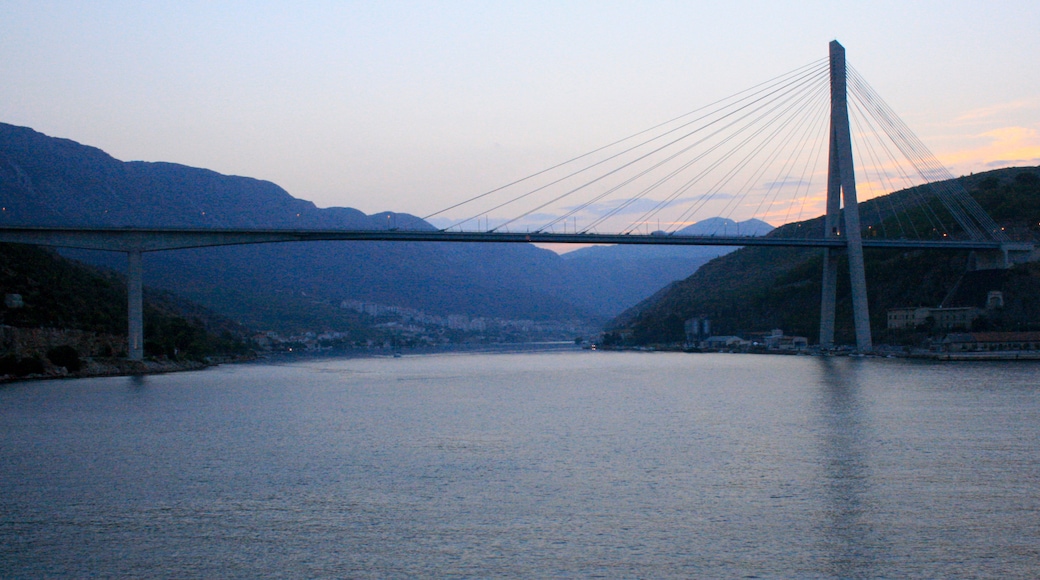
left=0, top=225, right=1029, bottom=361
left=0, top=226, right=1020, bottom=252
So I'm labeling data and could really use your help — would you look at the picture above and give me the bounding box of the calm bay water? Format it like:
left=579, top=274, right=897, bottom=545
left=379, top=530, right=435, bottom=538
left=2, top=350, right=1039, bottom=578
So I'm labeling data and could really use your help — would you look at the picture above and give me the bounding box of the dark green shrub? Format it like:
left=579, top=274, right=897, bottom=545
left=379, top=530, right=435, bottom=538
left=0, top=354, right=18, bottom=375
left=46, top=345, right=82, bottom=372
left=14, top=356, right=44, bottom=376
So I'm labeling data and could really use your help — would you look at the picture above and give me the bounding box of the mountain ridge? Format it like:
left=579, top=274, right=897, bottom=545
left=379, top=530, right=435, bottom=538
left=1, top=122, right=748, bottom=333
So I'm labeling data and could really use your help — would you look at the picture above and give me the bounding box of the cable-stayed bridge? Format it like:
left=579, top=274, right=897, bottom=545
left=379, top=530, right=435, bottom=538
left=1, top=41, right=1033, bottom=358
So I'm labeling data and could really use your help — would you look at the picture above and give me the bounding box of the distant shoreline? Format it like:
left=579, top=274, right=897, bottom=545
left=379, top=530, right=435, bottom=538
left=7, top=344, right=1039, bottom=385
left=260, top=341, right=583, bottom=363
left=909, top=351, right=1040, bottom=361
left=1, top=343, right=585, bottom=384
left=593, top=344, right=1040, bottom=362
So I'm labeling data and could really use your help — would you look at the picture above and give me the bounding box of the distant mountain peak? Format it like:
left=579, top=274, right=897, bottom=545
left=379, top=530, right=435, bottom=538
left=674, top=218, right=774, bottom=237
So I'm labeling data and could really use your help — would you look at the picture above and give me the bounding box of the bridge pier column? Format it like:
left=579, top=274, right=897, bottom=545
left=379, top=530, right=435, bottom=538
left=846, top=227, right=872, bottom=351
left=127, top=250, right=144, bottom=361
left=819, top=247, right=840, bottom=348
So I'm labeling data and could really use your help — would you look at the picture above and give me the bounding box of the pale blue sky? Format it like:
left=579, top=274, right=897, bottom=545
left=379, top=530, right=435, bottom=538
left=3, top=1, right=1039, bottom=219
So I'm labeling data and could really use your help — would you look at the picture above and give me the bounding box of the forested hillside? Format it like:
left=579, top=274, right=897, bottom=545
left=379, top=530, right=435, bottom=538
left=0, top=243, right=254, bottom=375
left=608, top=167, right=1040, bottom=345
left=1, top=122, right=732, bottom=330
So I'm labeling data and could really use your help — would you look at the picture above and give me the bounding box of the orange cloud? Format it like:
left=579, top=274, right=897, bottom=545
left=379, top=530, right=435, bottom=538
left=951, top=100, right=1038, bottom=124
left=938, top=125, right=1040, bottom=174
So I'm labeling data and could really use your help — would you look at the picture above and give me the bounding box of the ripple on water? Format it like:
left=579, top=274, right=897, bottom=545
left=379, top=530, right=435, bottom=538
left=1, top=352, right=1039, bottom=577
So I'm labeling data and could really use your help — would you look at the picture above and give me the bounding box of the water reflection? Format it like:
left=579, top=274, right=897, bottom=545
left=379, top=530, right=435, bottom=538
left=128, top=374, right=148, bottom=391
left=812, top=357, right=887, bottom=578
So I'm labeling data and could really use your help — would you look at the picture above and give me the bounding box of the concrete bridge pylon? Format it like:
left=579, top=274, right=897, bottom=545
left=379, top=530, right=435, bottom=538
left=819, top=40, right=872, bottom=352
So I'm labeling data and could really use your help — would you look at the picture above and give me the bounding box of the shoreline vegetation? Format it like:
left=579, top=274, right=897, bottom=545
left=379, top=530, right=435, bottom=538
left=0, top=242, right=257, bottom=383
left=0, top=353, right=258, bottom=384
left=0, top=321, right=255, bottom=384
left=0, top=342, right=586, bottom=384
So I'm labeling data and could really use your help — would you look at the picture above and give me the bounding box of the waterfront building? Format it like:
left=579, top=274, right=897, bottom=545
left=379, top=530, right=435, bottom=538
left=942, top=331, right=1040, bottom=352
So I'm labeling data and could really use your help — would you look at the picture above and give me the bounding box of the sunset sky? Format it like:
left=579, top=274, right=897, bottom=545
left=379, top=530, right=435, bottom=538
left=3, top=1, right=1039, bottom=226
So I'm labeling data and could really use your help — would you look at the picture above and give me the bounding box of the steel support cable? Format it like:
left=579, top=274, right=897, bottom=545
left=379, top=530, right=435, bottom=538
left=494, top=64, right=831, bottom=233
left=749, top=93, right=830, bottom=232
left=857, top=87, right=996, bottom=235
left=579, top=68, right=831, bottom=233
left=926, top=168, right=1004, bottom=239
left=665, top=74, right=830, bottom=232
left=713, top=84, right=828, bottom=227
left=848, top=110, right=899, bottom=238
left=767, top=83, right=832, bottom=232
left=846, top=71, right=951, bottom=194
left=500, top=65, right=832, bottom=234
left=862, top=99, right=981, bottom=239
left=853, top=91, right=978, bottom=240
left=854, top=103, right=918, bottom=238
left=848, top=66, right=1003, bottom=240
left=783, top=92, right=831, bottom=230
left=467, top=64, right=830, bottom=233
left=847, top=75, right=971, bottom=239
left=618, top=73, right=828, bottom=233
left=537, top=78, right=827, bottom=233
left=577, top=91, right=806, bottom=234
left=850, top=106, right=912, bottom=238
left=437, top=60, right=830, bottom=230
left=741, top=87, right=831, bottom=229
left=640, top=72, right=830, bottom=233
left=846, top=86, right=938, bottom=235
left=856, top=98, right=934, bottom=239
left=791, top=146, right=825, bottom=226
left=848, top=99, right=916, bottom=238
left=848, top=93, right=946, bottom=238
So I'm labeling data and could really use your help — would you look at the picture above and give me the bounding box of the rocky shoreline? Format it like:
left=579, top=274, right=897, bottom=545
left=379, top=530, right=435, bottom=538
left=0, top=323, right=260, bottom=383
left=0, top=355, right=258, bottom=384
